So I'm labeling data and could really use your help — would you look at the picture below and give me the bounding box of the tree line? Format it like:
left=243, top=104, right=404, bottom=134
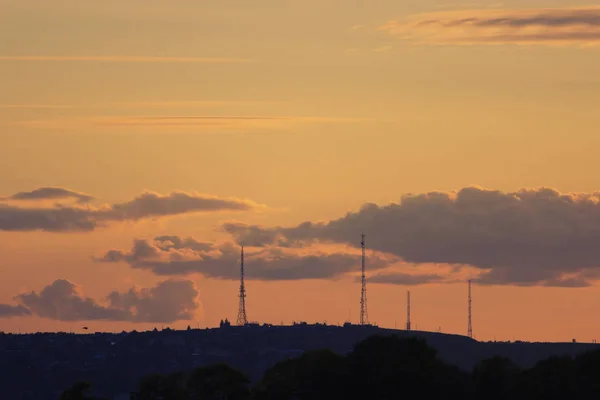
left=60, top=334, right=600, bottom=399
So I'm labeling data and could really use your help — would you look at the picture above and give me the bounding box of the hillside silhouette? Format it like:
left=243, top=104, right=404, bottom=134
left=3, top=324, right=599, bottom=399
left=61, top=333, right=600, bottom=399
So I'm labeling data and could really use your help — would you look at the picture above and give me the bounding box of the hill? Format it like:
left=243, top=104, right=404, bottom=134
left=1, top=324, right=598, bottom=399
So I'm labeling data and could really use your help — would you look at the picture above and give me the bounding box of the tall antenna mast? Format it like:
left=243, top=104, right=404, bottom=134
left=406, top=290, right=411, bottom=331
left=468, top=280, right=473, bottom=338
left=236, top=246, right=248, bottom=326
left=360, top=234, right=369, bottom=326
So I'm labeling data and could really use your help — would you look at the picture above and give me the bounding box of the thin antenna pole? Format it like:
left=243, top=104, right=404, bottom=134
left=406, top=290, right=411, bottom=331
left=468, top=280, right=473, bottom=339
left=236, top=246, right=248, bottom=326
left=360, top=234, right=369, bottom=326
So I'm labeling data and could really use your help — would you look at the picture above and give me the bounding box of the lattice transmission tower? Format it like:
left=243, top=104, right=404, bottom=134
left=236, top=246, right=248, bottom=326
left=468, top=280, right=473, bottom=338
left=406, top=290, right=411, bottom=331
left=360, top=234, right=369, bottom=326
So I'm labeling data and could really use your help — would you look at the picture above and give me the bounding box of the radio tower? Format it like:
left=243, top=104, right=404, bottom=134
left=467, top=280, right=473, bottom=338
left=236, top=247, right=248, bottom=326
left=360, top=234, right=369, bottom=326
left=406, top=290, right=411, bottom=331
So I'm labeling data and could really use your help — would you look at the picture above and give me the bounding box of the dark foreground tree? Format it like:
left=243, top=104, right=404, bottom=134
left=187, top=364, right=250, bottom=400
left=252, top=349, right=348, bottom=400
left=516, top=356, right=575, bottom=400
left=574, top=348, right=600, bottom=396
left=473, top=356, right=520, bottom=400
left=135, top=365, right=249, bottom=400
left=348, top=334, right=471, bottom=399
left=59, top=382, right=105, bottom=400
left=137, top=372, right=188, bottom=400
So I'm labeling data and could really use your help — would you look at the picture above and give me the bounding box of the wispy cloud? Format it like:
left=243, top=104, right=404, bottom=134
left=381, top=7, right=600, bottom=46
left=110, top=100, right=277, bottom=108
left=0, top=104, right=81, bottom=109
left=0, top=55, right=254, bottom=63
left=14, top=115, right=370, bottom=131
left=350, top=24, right=366, bottom=30
left=0, top=100, right=275, bottom=110
left=3, top=187, right=94, bottom=204
left=372, top=45, right=393, bottom=52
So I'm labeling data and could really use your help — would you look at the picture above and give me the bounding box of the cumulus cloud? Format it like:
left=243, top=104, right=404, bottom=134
left=105, top=280, right=201, bottom=323
left=222, top=187, right=600, bottom=287
left=96, top=236, right=392, bottom=280
left=0, top=304, right=31, bottom=318
left=381, top=7, right=600, bottom=45
left=2, top=279, right=200, bottom=323
left=0, top=188, right=262, bottom=232
left=5, top=187, right=94, bottom=203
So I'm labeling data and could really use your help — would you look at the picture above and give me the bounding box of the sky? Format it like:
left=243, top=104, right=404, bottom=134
left=1, top=0, right=600, bottom=342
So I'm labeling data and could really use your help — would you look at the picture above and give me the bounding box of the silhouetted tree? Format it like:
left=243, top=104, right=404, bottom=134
left=516, top=356, right=575, bottom=400
left=473, top=356, right=520, bottom=400
left=575, top=348, right=600, bottom=397
left=252, top=349, right=348, bottom=400
left=348, top=334, right=470, bottom=399
left=59, top=382, right=105, bottom=400
left=137, top=372, right=188, bottom=400
left=187, top=364, right=249, bottom=400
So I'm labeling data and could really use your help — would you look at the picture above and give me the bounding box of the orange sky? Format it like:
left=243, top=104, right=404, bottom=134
left=2, top=0, right=600, bottom=343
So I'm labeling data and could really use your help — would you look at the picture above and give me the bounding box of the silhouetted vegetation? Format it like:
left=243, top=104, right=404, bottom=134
left=59, top=334, right=600, bottom=399
left=59, top=382, right=106, bottom=400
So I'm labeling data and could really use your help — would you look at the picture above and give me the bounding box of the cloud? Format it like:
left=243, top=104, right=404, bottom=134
left=381, top=7, right=600, bottom=45
left=372, top=45, right=393, bottom=52
left=105, top=280, right=201, bottom=323
left=0, top=188, right=262, bottom=232
left=109, top=101, right=277, bottom=108
left=5, top=187, right=94, bottom=203
left=222, top=187, right=600, bottom=287
left=0, top=104, right=80, bottom=109
left=368, top=272, right=449, bottom=286
left=15, top=115, right=370, bottom=131
left=0, top=304, right=31, bottom=318
left=96, top=236, right=392, bottom=280
left=102, top=191, right=258, bottom=220
left=0, top=55, right=253, bottom=63
left=0, top=101, right=275, bottom=110
left=3, top=279, right=200, bottom=323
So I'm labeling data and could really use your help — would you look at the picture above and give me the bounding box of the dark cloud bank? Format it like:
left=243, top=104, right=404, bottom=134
left=0, top=187, right=261, bottom=232
left=97, top=236, right=391, bottom=280
left=0, top=279, right=200, bottom=323
left=222, top=187, right=600, bottom=287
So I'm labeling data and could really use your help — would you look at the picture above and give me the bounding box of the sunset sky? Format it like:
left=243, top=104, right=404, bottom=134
left=2, top=0, right=600, bottom=342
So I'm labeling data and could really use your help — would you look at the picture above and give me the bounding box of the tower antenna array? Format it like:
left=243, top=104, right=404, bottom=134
left=468, top=280, right=473, bottom=338
left=360, top=234, right=369, bottom=326
left=406, top=290, right=411, bottom=331
left=236, top=246, right=248, bottom=326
